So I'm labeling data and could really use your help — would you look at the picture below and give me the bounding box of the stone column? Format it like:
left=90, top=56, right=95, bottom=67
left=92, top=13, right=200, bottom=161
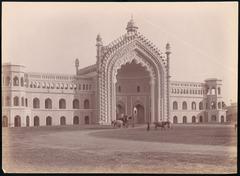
left=150, top=79, right=155, bottom=123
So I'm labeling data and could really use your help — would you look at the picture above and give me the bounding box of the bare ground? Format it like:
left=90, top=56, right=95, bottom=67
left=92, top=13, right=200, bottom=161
left=2, top=124, right=237, bottom=173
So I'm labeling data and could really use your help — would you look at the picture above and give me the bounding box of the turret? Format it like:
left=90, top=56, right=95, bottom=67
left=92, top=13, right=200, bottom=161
left=126, top=16, right=138, bottom=35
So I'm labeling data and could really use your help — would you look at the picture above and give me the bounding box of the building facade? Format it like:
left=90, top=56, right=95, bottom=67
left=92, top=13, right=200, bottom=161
left=2, top=18, right=227, bottom=127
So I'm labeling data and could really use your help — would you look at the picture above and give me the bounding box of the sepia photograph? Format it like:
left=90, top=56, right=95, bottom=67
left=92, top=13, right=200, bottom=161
left=2, top=2, right=238, bottom=174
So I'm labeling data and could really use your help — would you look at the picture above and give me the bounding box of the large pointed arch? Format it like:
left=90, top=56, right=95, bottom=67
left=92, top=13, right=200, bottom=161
left=97, top=33, right=168, bottom=124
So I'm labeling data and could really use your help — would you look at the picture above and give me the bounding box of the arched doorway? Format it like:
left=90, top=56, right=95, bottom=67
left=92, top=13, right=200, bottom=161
left=73, top=116, right=79, bottom=125
left=192, top=116, right=196, bottom=123
left=85, top=116, right=89, bottom=124
left=2, top=116, right=8, bottom=127
left=199, top=116, right=203, bottom=123
left=221, top=116, right=224, bottom=123
left=60, top=116, right=66, bottom=125
left=135, top=104, right=145, bottom=124
left=14, top=116, right=21, bottom=127
left=183, top=116, right=187, bottom=124
left=173, top=116, right=178, bottom=123
left=34, top=116, right=40, bottom=126
left=46, top=116, right=52, bottom=126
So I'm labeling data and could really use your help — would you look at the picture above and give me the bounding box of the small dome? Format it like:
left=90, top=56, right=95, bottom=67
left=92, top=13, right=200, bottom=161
left=126, top=17, right=138, bottom=33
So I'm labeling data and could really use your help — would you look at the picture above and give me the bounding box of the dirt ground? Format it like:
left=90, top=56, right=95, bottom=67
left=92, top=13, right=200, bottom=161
left=2, top=124, right=237, bottom=173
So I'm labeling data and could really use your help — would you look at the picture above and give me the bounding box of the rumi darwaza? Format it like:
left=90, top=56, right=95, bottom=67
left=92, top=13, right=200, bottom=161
left=2, top=18, right=227, bottom=127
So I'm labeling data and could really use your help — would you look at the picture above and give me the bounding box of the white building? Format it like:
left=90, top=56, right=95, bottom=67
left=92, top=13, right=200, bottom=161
left=2, top=18, right=226, bottom=127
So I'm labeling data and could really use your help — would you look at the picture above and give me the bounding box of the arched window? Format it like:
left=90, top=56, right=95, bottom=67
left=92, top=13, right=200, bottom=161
left=73, top=116, right=79, bottom=125
left=173, top=116, right=178, bottom=123
left=60, top=116, right=66, bottom=125
left=192, top=116, right=196, bottom=123
left=5, top=76, right=11, bottom=86
left=211, top=115, right=217, bottom=122
left=218, top=102, right=221, bottom=109
left=85, top=116, right=89, bottom=124
left=182, top=101, right=187, bottom=110
left=84, top=99, right=90, bottom=109
left=6, top=96, right=10, bottom=106
left=14, top=115, right=21, bottom=127
left=26, top=116, right=30, bottom=127
left=13, top=76, right=19, bottom=86
left=86, top=84, right=88, bottom=90
left=45, top=98, right=52, bottom=109
left=211, top=88, right=216, bottom=95
left=21, top=97, right=24, bottom=106
left=199, top=102, right=203, bottom=110
left=73, top=99, right=79, bottom=109
left=183, top=116, right=187, bottom=123
left=191, top=102, right=196, bottom=110
left=137, top=86, right=140, bottom=92
left=83, top=84, right=85, bottom=90
left=14, top=96, right=19, bottom=106
left=118, top=86, right=121, bottom=92
left=2, top=116, right=8, bottom=127
left=173, top=101, right=178, bottom=110
left=20, top=77, right=24, bottom=87
left=218, top=87, right=221, bottom=95
left=25, top=98, right=28, bottom=107
left=59, top=99, right=66, bottom=109
left=33, top=98, right=40, bottom=108
left=34, top=116, right=40, bottom=126
left=211, top=101, right=216, bottom=109
left=46, top=116, right=52, bottom=126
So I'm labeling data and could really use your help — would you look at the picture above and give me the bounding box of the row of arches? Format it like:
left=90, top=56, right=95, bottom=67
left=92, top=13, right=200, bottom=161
left=4, top=96, right=28, bottom=107
left=206, top=87, right=221, bottom=95
left=117, top=85, right=141, bottom=93
left=2, top=115, right=90, bottom=127
left=173, top=101, right=224, bottom=110
left=171, top=88, right=204, bottom=95
left=172, top=115, right=225, bottom=123
left=3, top=76, right=25, bottom=87
left=34, top=98, right=90, bottom=109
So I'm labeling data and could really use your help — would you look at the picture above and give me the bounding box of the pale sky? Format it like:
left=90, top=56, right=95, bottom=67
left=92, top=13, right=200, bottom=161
left=2, top=2, right=238, bottom=105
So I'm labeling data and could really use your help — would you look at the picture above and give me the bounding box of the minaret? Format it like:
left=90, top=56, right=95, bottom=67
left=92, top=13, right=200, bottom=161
left=165, top=43, right=171, bottom=121
left=96, top=33, right=103, bottom=124
left=75, top=58, right=79, bottom=75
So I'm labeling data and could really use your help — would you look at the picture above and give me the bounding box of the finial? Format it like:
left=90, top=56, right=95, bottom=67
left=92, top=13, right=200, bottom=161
left=96, top=33, right=103, bottom=46
left=75, top=58, right=79, bottom=68
left=165, top=42, right=171, bottom=55
left=126, top=16, right=138, bottom=33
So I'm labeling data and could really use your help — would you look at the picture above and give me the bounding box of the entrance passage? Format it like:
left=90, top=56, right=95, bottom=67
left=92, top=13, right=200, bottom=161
left=14, top=116, right=21, bottom=127
left=136, top=104, right=145, bottom=124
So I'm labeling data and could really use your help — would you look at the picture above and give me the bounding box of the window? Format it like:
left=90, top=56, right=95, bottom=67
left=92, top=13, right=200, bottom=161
left=137, top=86, right=140, bottom=92
left=182, top=101, right=187, bottom=110
left=21, top=97, right=24, bottom=106
left=84, top=99, right=90, bottom=109
left=183, top=116, right=187, bottom=123
left=25, top=98, right=28, bottom=107
left=218, top=102, right=221, bottom=109
left=211, top=88, right=216, bottom=95
left=218, top=87, right=221, bottom=95
left=33, top=98, right=40, bottom=108
left=211, top=101, right=216, bottom=109
left=5, top=76, right=11, bottom=86
left=5, top=96, right=10, bottom=106
left=191, top=102, right=196, bottom=110
left=173, top=101, right=178, bottom=110
left=14, top=96, right=19, bottom=106
left=83, top=84, right=85, bottom=90
left=199, top=102, right=203, bottom=110
left=59, top=99, right=66, bottom=109
left=13, top=76, right=19, bottom=86
left=86, top=84, right=88, bottom=90
left=21, top=77, right=24, bottom=87
left=73, top=99, right=79, bottom=109
left=45, top=98, right=52, bottom=109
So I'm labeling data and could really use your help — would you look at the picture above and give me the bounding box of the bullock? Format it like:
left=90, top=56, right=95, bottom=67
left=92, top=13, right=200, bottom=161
left=153, top=121, right=167, bottom=130
left=111, top=120, right=123, bottom=128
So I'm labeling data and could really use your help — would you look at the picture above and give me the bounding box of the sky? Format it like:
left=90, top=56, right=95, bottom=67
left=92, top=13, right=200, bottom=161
left=2, top=2, right=238, bottom=105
